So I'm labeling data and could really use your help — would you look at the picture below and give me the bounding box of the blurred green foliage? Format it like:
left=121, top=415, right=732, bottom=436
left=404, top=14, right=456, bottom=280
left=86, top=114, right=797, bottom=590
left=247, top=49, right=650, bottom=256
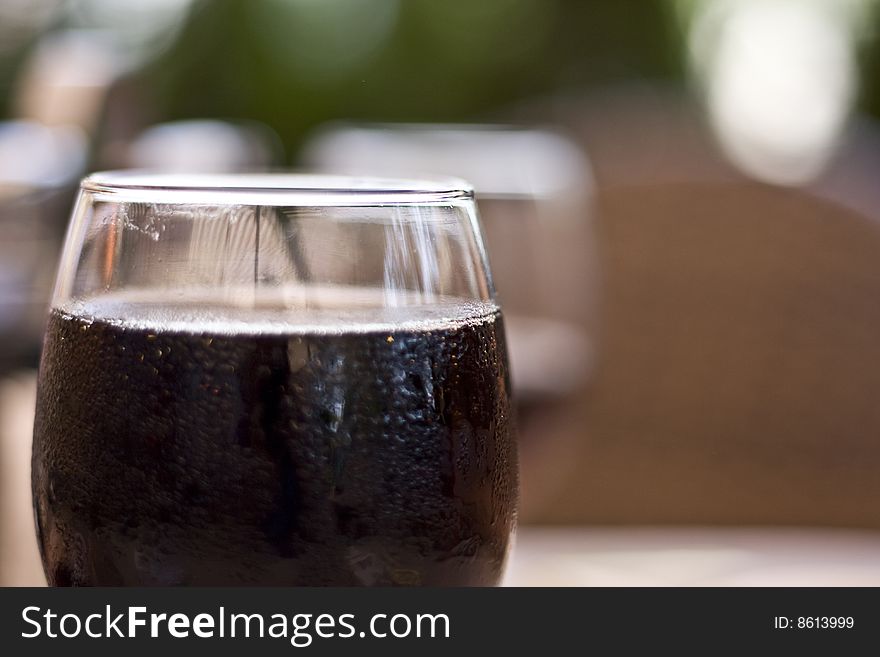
left=139, top=0, right=683, bottom=155
left=6, top=0, right=880, bottom=161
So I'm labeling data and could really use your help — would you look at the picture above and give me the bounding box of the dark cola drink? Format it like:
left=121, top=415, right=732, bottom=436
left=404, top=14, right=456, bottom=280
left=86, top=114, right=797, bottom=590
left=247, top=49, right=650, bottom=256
left=32, top=291, right=517, bottom=586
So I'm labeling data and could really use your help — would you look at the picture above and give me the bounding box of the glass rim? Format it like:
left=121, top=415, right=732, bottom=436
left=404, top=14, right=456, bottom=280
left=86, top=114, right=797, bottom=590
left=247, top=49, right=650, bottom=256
left=80, top=171, right=476, bottom=205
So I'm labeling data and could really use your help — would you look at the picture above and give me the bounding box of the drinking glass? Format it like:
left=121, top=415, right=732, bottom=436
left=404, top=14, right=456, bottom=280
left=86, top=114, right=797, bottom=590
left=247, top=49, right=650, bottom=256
left=32, top=172, right=517, bottom=586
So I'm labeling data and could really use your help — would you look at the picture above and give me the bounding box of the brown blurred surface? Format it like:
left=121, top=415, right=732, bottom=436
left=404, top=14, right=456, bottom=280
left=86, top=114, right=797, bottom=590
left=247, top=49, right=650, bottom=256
left=524, top=181, right=880, bottom=526
left=505, top=87, right=880, bottom=526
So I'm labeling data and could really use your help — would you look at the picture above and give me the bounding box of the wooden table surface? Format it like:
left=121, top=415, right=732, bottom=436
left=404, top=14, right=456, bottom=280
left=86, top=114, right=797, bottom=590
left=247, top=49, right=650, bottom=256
left=6, top=526, right=880, bottom=587
left=505, top=527, right=880, bottom=586
left=4, top=372, right=880, bottom=587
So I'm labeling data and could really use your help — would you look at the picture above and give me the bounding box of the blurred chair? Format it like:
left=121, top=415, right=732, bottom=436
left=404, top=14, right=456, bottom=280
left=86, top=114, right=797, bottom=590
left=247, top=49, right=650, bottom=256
left=518, top=85, right=880, bottom=528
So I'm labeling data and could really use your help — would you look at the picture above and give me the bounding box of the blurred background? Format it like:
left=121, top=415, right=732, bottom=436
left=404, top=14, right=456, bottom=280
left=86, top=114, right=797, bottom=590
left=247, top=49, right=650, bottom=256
left=6, top=0, right=880, bottom=585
